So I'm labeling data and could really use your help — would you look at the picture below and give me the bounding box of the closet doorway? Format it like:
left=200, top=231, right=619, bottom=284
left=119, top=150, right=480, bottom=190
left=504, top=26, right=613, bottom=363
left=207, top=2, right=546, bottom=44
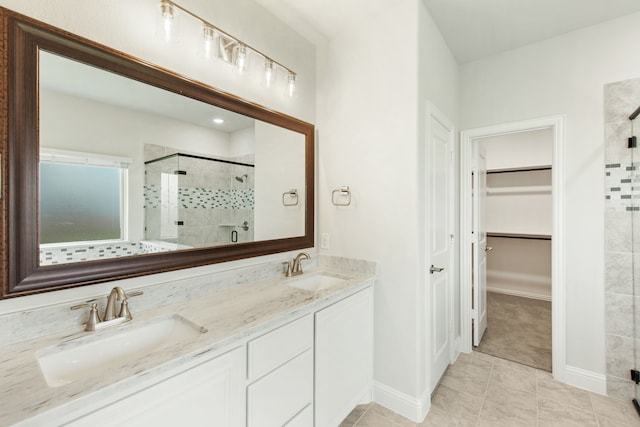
left=477, top=130, right=552, bottom=370
left=460, top=116, right=566, bottom=376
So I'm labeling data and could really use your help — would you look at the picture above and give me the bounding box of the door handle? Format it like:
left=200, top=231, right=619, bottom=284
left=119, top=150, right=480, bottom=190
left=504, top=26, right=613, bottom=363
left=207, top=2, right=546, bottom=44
left=485, top=246, right=493, bottom=252
left=430, top=265, right=444, bottom=274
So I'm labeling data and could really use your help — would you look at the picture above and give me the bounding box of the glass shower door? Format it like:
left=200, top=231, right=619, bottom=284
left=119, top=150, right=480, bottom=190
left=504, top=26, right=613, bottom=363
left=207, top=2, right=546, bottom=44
left=144, top=154, right=179, bottom=244
left=631, top=113, right=640, bottom=414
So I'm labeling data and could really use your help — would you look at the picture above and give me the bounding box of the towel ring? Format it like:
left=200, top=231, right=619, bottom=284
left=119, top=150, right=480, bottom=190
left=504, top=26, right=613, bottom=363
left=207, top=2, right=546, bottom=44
left=332, top=186, right=351, bottom=206
left=282, top=189, right=299, bottom=206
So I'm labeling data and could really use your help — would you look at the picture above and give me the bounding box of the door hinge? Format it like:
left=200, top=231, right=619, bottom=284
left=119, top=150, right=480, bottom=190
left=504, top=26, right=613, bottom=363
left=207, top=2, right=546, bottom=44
left=631, top=369, right=640, bottom=384
left=629, top=136, right=637, bottom=149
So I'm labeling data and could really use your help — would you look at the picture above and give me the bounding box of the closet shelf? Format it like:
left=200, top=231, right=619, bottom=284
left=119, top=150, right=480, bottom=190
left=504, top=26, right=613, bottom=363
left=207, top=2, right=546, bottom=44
left=487, top=185, right=551, bottom=195
left=487, top=165, right=551, bottom=174
left=487, top=232, right=551, bottom=240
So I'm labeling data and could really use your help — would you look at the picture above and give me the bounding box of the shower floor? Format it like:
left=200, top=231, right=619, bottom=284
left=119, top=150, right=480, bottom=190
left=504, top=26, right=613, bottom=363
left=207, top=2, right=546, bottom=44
left=475, top=291, right=552, bottom=372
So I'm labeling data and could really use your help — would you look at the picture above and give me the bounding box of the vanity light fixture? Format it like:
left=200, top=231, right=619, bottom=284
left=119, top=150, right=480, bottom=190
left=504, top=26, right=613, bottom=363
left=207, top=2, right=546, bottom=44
left=157, top=0, right=297, bottom=96
left=234, top=43, right=248, bottom=73
left=287, top=72, right=296, bottom=97
left=202, top=25, right=215, bottom=60
left=264, top=59, right=274, bottom=87
left=160, top=0, right=175, bottom=43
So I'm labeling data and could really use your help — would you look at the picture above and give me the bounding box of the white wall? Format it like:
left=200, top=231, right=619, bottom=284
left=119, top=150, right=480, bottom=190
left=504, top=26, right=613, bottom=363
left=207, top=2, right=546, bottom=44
left=460, top=11, right=640, bottom=377
left=254, top=121, right=306, bottom=240
left=480, top=128, right=553, bottom=170
left=317, top=0, right=459, bottom=418
left=0, top=0, right=316, bottom=314
left=316, top=0, right=418, bottom=410
left=230, top=127, right=256, bottom=158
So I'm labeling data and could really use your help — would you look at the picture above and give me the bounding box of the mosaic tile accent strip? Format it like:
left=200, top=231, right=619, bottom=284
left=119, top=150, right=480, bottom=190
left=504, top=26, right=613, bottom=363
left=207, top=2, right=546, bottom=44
left=39, top=241, right=174, bottom=266
left=604, top=162, right=640, bottom=212
left=179, top=188, right=254, bottom=209
left=144, top=185, right=254, bottom=209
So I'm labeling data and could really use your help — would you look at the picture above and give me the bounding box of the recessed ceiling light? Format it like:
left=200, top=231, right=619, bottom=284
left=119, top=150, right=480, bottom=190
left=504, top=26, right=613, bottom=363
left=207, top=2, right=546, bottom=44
left=213, top=118, right=224, bottom=124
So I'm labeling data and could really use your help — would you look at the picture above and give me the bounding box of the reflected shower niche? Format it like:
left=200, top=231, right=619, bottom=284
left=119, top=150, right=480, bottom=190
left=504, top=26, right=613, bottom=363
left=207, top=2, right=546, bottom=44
left=144, top=144, right=255, bottom=249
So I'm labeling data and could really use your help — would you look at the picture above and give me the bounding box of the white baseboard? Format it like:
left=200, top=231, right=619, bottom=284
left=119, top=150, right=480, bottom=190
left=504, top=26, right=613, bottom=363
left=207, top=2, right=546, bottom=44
left=487, top=287, right=552, bottom=301
left=450, top=335, right=462, bottom=363
left=372, top=381, right=430, bottom=423
left=555, top=365, right=607, bottom=395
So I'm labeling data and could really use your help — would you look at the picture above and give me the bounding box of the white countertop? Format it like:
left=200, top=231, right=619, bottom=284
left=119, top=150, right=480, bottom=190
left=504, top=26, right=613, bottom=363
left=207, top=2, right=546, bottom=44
left=0, top=268, right=375, bottom=426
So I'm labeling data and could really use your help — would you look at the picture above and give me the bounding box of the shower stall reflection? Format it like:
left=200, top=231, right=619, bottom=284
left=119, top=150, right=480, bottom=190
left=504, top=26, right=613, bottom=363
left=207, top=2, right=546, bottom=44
left=144, top=148, right=255, bottom=248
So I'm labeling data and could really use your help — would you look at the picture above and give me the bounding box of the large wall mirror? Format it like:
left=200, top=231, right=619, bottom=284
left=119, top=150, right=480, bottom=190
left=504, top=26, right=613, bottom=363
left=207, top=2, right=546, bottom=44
left=0, top=8, right=314, bottom=297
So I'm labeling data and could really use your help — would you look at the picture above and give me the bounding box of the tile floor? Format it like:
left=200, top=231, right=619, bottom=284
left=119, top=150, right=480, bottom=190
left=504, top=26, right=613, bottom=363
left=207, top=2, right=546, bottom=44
left=340, top=352, right=640, bottom=426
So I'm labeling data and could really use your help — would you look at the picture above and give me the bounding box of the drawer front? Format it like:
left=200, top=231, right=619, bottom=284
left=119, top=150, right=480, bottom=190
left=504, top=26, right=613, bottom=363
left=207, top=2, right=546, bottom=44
left=247, top=350, right=313, bottom=427
left=247, top=314, right=312, bottom=380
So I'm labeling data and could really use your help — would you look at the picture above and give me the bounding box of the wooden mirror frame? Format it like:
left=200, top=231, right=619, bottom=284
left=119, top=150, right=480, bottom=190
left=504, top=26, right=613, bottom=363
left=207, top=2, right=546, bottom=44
left=0, top=8, right=314, bottom=298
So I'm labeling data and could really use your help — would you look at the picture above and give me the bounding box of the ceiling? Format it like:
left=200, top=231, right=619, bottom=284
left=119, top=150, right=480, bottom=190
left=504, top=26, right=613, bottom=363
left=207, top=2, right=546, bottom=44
left=254, top=0, right=640, bottom=63
left=40, top=51, right=254, bottom=133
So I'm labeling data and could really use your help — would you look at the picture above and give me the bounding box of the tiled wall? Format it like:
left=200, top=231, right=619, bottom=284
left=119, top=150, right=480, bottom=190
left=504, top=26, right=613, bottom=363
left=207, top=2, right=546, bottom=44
left=604, top=78, right=640, bottom=400
left=40, top=241, right=174, bottom=265
left=144, top=153, right=255, bottom=248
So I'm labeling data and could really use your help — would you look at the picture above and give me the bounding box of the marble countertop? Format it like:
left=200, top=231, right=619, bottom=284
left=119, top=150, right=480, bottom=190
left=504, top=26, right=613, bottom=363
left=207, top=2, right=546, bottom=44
left=1, top=268, right=375, bottom=426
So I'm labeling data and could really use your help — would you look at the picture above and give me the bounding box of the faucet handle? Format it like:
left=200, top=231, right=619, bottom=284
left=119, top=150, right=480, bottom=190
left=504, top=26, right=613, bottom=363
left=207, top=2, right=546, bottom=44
left=119, top=290, right=143, bottom=321
left=126, top=290, right=144, bottom=298
left=282, top=261, right=292, bottom=277
left=71, top=302, right=101, bottom=331
left=118, top=299, right=132, bottom=321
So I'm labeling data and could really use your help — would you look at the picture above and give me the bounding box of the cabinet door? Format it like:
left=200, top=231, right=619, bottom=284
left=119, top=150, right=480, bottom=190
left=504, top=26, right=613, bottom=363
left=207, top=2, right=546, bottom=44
left=67, top=347, right=245, bottom=427
left=315, top=288, right=374, bottom=427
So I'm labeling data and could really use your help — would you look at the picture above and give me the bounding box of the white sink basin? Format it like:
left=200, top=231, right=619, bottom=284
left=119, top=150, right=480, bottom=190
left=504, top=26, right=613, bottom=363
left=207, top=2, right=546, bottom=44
left=283, top=272, right=348, bottom=292
left=36, top=314, right=207, bottom=388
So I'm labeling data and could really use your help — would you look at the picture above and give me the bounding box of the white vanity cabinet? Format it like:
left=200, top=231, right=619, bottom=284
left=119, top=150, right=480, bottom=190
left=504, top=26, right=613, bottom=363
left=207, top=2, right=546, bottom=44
left=246, top=314, right=314, bottom=427
left=315, top=287, right=374, bottom=427
left=17, top=283, right=375, bottom=427
left=65, top=347, right=245, bottom=427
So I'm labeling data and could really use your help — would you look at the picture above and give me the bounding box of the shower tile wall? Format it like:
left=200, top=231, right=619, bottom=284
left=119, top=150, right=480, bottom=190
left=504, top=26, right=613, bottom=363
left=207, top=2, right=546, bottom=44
left=39, top=241, right=173, bottom=265
left=178, top=156, right=254, bottom=247
left=144, top=154, right=255, bottom=248
left=604, top=78, right=640, bottom=400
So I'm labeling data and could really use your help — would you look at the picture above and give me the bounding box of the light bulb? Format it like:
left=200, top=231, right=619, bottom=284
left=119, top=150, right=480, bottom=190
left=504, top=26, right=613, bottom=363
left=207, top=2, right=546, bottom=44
left=160, top=1, right=174, bottom=43
left=202, top=25, right=215, bottom=60
left=287, top=72, right=296, bottom=97
left=235, top=44, right=248, bottom=73
left=264, top=59, right=274, bottom=87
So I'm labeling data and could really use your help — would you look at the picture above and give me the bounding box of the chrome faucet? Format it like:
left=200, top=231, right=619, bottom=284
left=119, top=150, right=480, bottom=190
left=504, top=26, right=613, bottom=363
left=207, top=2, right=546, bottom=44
left=103, top=286, right=126, bottom=321
left=71, top=287, right=143, bottom=331
left=282, top=252, right=310, bottom=277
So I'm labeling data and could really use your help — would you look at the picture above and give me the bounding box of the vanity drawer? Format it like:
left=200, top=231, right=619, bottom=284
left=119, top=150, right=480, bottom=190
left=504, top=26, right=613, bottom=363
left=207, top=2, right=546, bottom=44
left=247, top=349, right=313, bottom=427
left=247, top=314, right=312, bottom=380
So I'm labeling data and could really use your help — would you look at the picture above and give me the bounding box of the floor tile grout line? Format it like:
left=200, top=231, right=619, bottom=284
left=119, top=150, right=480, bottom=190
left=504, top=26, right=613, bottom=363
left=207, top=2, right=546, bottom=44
left=474, top=356, right=495, bottom=427
left=588, top=392, right=602, bottom=427
left=536, top=368, right=540, bottom=427
left=351, top=403, right=371, bottom=426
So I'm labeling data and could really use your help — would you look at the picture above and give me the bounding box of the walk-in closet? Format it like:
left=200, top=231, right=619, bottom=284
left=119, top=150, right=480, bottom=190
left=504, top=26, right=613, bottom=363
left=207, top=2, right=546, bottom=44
left=474, top=128, right=553, bottom=371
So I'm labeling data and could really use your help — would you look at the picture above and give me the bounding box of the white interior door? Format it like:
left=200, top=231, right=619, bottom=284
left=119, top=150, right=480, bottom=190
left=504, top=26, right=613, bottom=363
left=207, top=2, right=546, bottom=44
left=428, top=106, right=454, bottom=391
left=472, top=144, right=488, bottom=346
